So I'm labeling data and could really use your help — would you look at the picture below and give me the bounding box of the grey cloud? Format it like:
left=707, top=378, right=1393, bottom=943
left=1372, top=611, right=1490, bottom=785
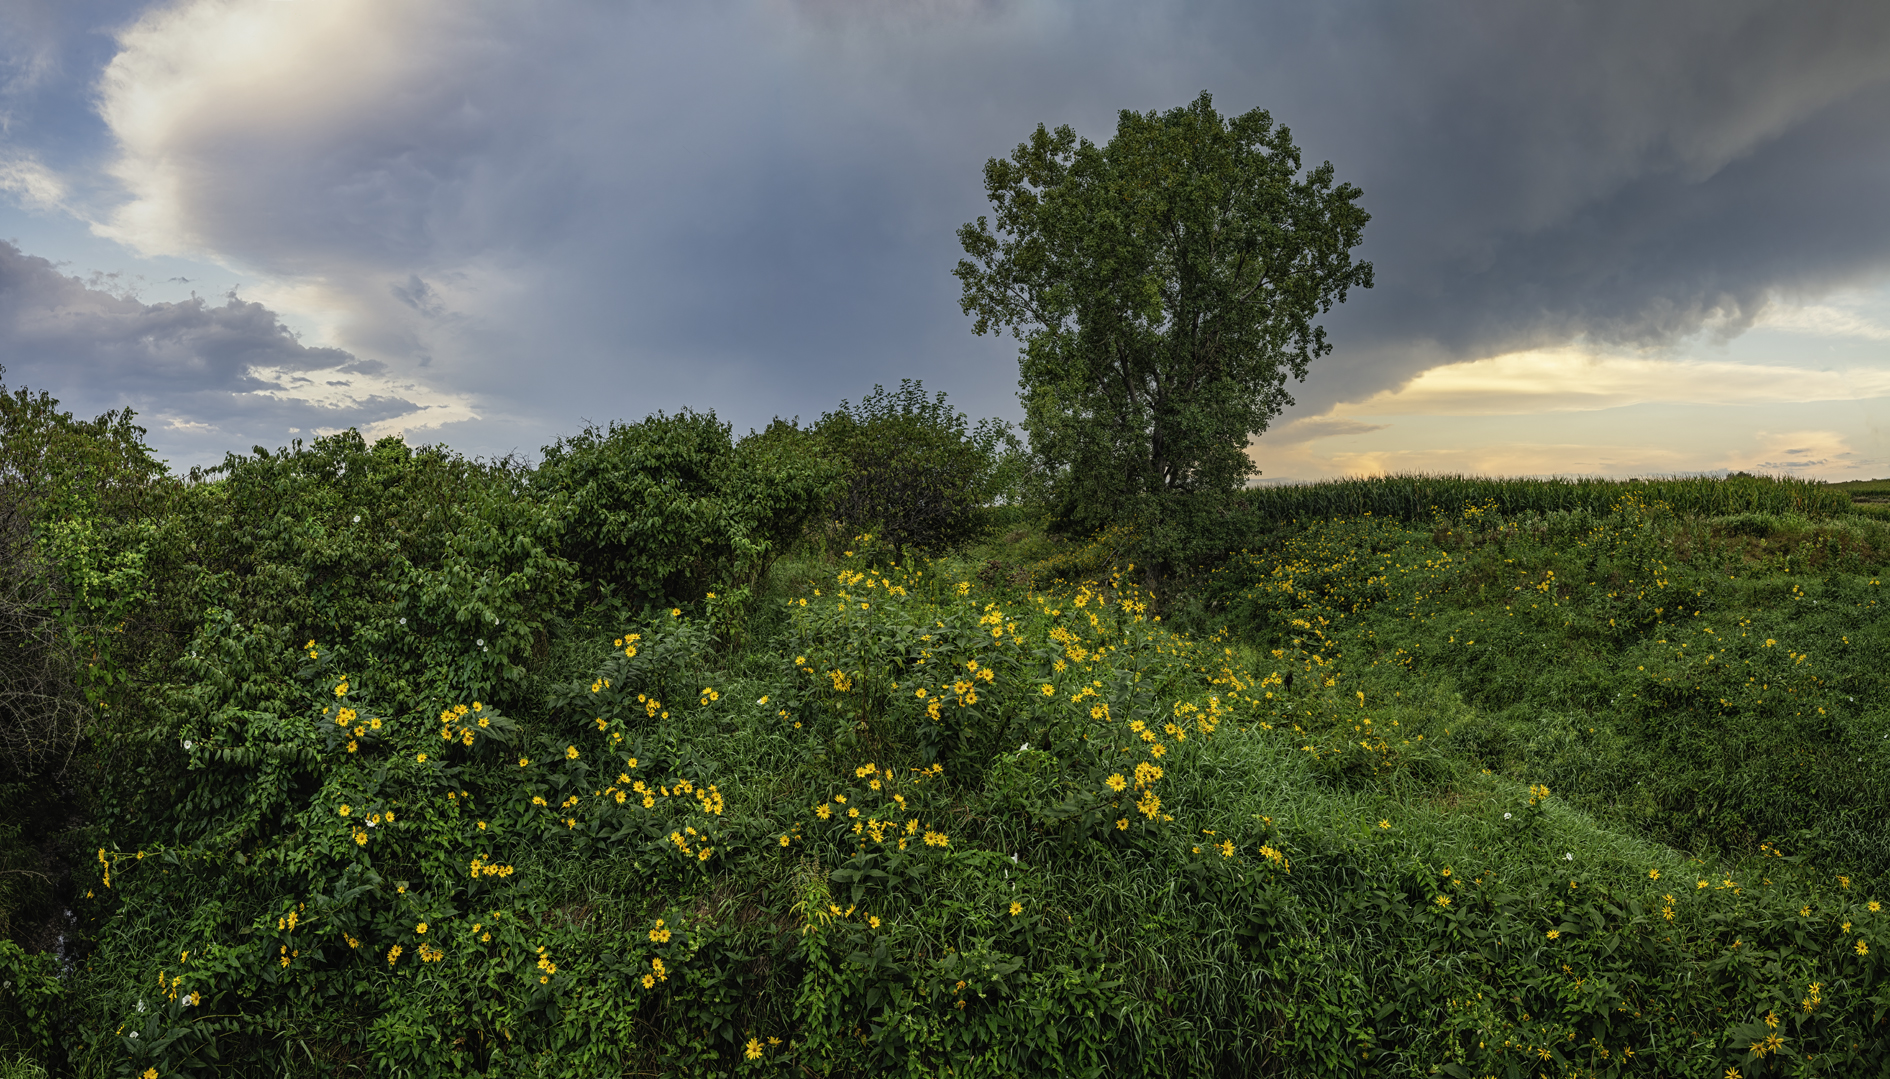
left=16, top=0, right=1890, bottom=465
left=0, top=240, right=452, bottom=463
left=391, top=275, right=446, bottom=318
left=0, top=241, right=349, bottom=388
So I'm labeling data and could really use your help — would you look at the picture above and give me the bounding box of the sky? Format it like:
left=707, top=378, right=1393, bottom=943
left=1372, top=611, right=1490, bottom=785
left=2, top=0, right=1889, bottom=481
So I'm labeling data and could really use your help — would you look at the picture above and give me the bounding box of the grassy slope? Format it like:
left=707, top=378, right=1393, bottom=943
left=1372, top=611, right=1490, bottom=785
left=25, top=491, right=1890, bottom=1078
left=1202, top=499, right=1890, bottom=883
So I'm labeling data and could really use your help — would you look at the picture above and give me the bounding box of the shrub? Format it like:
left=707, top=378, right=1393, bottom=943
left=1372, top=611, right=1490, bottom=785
left=536, top=410, right=838, bottom=605
left=814, top=381, right=1019, bottom=552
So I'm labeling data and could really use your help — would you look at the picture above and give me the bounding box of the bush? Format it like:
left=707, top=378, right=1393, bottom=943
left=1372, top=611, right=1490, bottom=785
left=814, top=381, right=1020, bottom=552
left=535, top=410, right=838, bottom=606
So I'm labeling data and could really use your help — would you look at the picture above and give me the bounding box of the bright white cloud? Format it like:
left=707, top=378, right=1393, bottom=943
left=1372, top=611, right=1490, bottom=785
left=96, top=0, right=493, bottom=262
left=1754, top=300, right=1890, bottom=341
left=1331, top=347, right=1890, bottom=416
left=0, top=152, right=66, bottom=212
left=244, top=361, right=479, bottom=440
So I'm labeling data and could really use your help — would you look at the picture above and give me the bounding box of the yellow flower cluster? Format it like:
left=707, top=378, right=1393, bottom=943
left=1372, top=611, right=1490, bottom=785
left=668, top=827, right=714, bottom=861
left=468, top=854, right=514, bottom=879
left=807, top=763, right=951, bottom=852
left=436, top=702, right=490, bottom=749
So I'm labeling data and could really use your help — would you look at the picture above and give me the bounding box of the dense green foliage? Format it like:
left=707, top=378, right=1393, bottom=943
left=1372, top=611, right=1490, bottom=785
left=4, top=370, right=1890, bottom=1077
left=955, top=92, right=1372, bottom=580
left=0, top=382, right=174, bottom=958
left=534, top=410, right=837, bottom=610
left=813, top=382, right=1021, bottom=552
left=1204, top=495, right=1890, bottom=879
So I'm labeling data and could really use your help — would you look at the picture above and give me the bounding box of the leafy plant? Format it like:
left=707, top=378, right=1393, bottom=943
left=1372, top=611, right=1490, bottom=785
left=815, top=380, right=1020, bottom=553
left=535, top=410, right=839, bottom=611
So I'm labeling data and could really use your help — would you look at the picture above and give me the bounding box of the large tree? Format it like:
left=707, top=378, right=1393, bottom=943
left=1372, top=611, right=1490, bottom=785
left=955, top=92, right=1371, bottom=585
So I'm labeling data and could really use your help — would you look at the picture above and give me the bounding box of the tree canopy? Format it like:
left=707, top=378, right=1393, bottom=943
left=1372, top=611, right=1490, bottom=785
left=955, top=91, right=1372, bottom=582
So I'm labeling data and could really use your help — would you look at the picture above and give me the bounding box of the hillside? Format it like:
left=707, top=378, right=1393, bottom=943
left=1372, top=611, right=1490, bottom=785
left=1, top=412, right=1887, bottom=1078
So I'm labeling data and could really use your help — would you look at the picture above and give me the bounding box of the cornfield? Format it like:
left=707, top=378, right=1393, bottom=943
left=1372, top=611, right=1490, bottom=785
left=1241, top=472, right=1851, bottom=523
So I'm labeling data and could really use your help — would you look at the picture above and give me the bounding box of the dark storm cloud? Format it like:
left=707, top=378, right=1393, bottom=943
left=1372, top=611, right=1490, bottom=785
left=7, top=0, right=1889, bottom=465
left=1272, top=0, right=1890, bottom=411
left=578, top=0, right=1890, bottom=422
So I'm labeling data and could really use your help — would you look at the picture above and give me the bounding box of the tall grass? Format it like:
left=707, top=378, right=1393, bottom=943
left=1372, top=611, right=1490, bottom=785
left=1243, top=472, right=1850, bottom=523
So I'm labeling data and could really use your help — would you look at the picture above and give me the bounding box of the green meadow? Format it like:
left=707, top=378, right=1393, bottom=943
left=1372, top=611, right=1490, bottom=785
left=2, top=384, right=1887, bottom=1079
